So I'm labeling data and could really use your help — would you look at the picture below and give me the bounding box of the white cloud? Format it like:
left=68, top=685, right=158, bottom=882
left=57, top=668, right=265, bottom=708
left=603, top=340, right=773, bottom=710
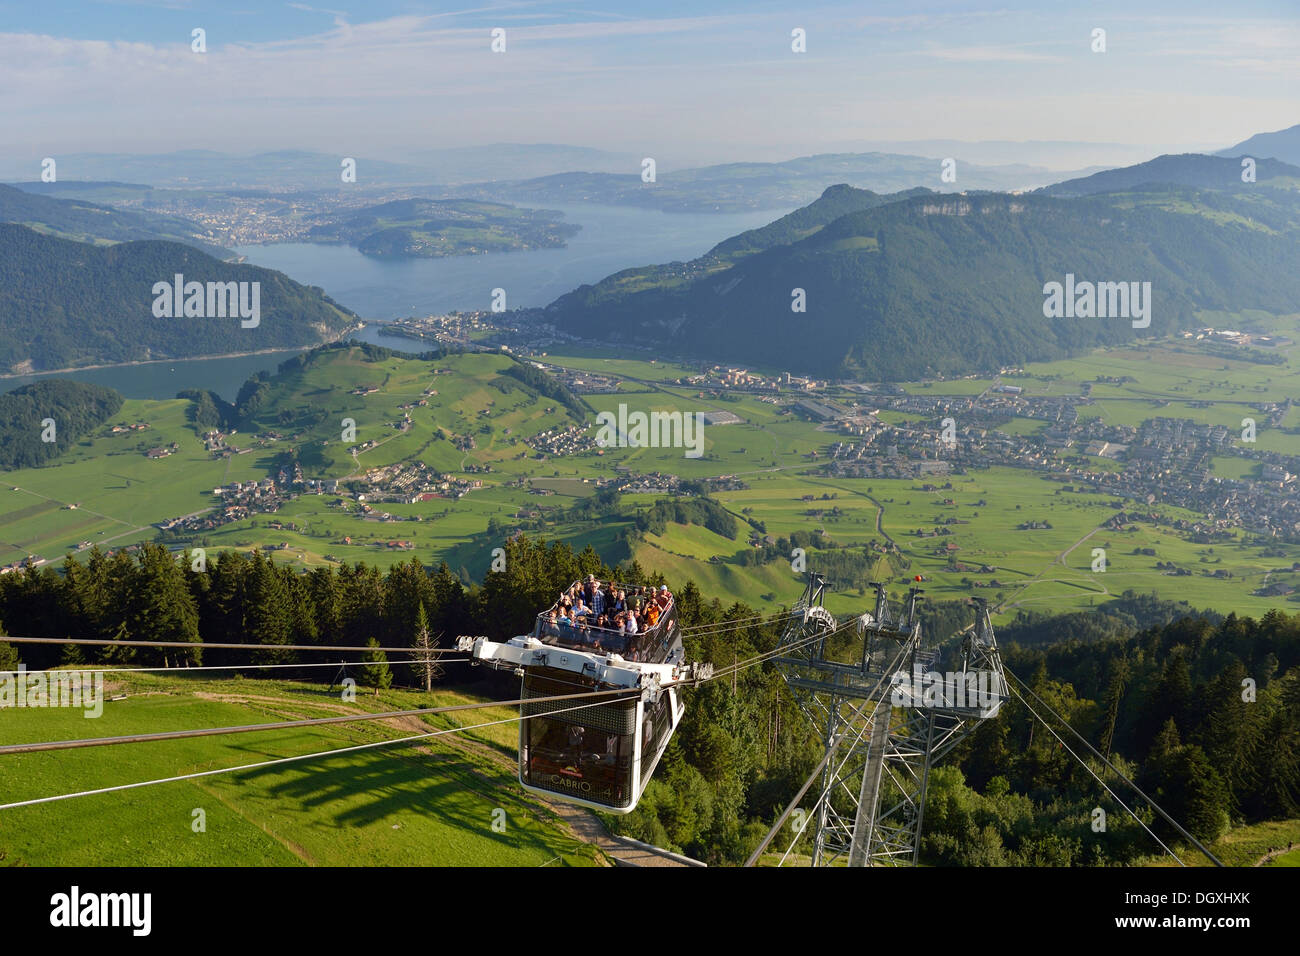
left=0, top=6, right=1295, bottom=159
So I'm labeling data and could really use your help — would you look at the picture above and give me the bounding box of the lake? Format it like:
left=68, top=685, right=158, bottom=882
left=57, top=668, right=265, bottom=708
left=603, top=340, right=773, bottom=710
left=2, top=203, right=784, bottom=401
left=231, top=202, right=781, bottom=318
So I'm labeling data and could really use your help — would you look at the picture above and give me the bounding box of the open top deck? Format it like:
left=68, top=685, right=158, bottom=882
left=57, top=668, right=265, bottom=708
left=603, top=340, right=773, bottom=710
left=532, top=579, right=681, bottom=665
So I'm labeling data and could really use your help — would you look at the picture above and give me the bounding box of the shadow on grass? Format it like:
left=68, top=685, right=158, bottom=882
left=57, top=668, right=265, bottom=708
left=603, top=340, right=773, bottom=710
left=225, top=744, right=592, bottom=864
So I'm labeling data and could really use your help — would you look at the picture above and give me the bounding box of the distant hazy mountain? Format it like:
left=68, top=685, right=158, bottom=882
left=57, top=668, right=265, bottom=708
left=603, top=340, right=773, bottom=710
left=10, top=180, right=154, bottom=201
left=0, top=151, right=431, bottom=190
left=0, top=224, right=356, bottom=373
left=1216, top=124, right=1300, bottom=165
left=822, top=139, right=1163, bottom=171
left=404, top=144, right=643, bottom=183
left=544, top=182, right=1300, bottom=380
left=0, top=146, right=642, bottom=190
left=449, top=152, right=1075, bottom=213
left=0, top=183, right=228, bottom=255
left=1039, top=153, right=1300, bottom=197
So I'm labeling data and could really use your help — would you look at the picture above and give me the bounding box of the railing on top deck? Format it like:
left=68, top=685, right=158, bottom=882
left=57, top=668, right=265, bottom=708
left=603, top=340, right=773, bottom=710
left=532, top=581, right=679, bottom=664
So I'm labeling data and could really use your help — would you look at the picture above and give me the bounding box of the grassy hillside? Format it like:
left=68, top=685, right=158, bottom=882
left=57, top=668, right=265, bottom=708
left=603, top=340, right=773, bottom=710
left=0, top=672, right=604, bottom=866
left=5, top=336, right=1296, bottom=625
left=306, top=198, right=580, bottom=258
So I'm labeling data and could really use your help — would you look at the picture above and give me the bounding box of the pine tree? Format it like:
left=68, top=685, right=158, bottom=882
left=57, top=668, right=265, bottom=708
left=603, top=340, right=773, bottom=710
left=59, top=643, right=86, bottom=667
left=0, top=617, right=18, bottom=671
left=246, top=552, right=294, bottom=664
left=127, top=542, right=201, bottom=666
left=1197, top=659, right=1262, bottom=816
left=412, top=601, right=441, bottom=692
left=1169, top=745, right=1231, bottom=842
left=1150, top=717, right=1181, bottom=762
left=360, top=637, right=392, bottom=694
left=1098, top=655, right=1130, bottom=760
left=104, top=619, right=134, bottom=665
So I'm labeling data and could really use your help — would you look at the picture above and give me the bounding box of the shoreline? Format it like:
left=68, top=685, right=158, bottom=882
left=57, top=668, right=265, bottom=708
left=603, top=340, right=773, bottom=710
left=0, top=326, right=369, bottom=380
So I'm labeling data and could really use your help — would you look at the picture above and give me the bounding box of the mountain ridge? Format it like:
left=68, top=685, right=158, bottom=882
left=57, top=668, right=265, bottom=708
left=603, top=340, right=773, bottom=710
left=0, top=224, right=357, bottom=373
left=544, top=179, right=1300, bottom=379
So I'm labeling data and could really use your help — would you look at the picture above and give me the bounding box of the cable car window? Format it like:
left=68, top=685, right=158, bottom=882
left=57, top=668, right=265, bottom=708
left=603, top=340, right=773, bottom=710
left=639, top=690, right=674, bottom=787
left=523, top=716, right=633, bottom=809
left=520, top=667, right=636, bottom=809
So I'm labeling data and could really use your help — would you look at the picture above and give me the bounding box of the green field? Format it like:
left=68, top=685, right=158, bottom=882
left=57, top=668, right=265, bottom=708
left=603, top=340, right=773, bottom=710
left=4, top=334, right=1296, bottom=624
left=0, top=673, right=603, bottom=867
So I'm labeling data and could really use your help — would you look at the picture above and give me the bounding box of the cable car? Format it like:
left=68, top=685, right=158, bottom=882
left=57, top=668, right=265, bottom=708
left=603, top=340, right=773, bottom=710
left=458, top=580, right=711, bottom=813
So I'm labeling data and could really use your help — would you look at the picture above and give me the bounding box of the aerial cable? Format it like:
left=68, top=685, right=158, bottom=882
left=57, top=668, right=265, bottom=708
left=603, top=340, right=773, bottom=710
left=0, top=635, right=461, bottom=655
left=0, top=698, right=618, bottom=813
left=0, top=686, right=640, bottom=757
left=680, top=611, right=789, bottom=634
left=743, top=640, right=912, bottom=866
left=1003, top=666, right=1222, bottom=867
left=1004, top=678, right=1185, bottom=866
left=2, top=618, right=850, bottom=754
left=0, top=658, right=468, bottom=678
left=667, top=615, right=859, bottom=689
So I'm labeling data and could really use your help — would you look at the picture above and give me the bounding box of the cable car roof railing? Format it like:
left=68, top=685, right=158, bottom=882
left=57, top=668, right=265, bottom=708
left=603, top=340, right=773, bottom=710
left=532, top=580, right=679, bottom=662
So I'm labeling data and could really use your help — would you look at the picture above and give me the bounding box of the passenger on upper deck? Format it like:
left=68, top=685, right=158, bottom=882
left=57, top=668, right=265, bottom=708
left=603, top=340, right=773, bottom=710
left=556, top=607, right=575, bottom=638
left=655, top=584, right=672, bottom=609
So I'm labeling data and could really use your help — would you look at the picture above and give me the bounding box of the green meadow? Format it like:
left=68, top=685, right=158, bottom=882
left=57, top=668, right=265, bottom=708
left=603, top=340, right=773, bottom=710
left=0, top=674, right=602, bottom=867
left=4, top=333, right=1296, bottom=624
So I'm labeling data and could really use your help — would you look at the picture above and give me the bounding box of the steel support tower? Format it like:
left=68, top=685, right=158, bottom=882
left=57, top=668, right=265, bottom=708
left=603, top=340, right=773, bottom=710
left=773, top=574, right=1007, bottom=866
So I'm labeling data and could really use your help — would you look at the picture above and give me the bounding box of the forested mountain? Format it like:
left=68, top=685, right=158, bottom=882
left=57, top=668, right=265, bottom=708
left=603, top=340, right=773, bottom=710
left=0, top=534, right=1295, bottom=865
left=1038, top=153, right=1300, bottom=196
left=0, top=224, right=357, bottom=373
left=0, top=182, right=227, bottom=254
left=0, top=380, right=123, bottom=469
left=545, top=183, right=1300, bottom=380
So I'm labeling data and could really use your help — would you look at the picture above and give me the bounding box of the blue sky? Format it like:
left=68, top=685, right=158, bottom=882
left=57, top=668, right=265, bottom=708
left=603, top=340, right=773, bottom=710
left=2, top=0, right=1297, bottom=165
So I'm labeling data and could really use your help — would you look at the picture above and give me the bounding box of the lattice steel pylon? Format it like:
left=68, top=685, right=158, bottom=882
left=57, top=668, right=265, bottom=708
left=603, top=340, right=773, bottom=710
left=773, top=574, right=1007, bottom=866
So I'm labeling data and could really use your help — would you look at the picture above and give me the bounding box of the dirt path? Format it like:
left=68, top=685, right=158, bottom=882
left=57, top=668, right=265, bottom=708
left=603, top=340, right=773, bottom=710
left=995, top=521, right=1111, bottom=614
left=1254, top=845, right=1296, bottom=866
